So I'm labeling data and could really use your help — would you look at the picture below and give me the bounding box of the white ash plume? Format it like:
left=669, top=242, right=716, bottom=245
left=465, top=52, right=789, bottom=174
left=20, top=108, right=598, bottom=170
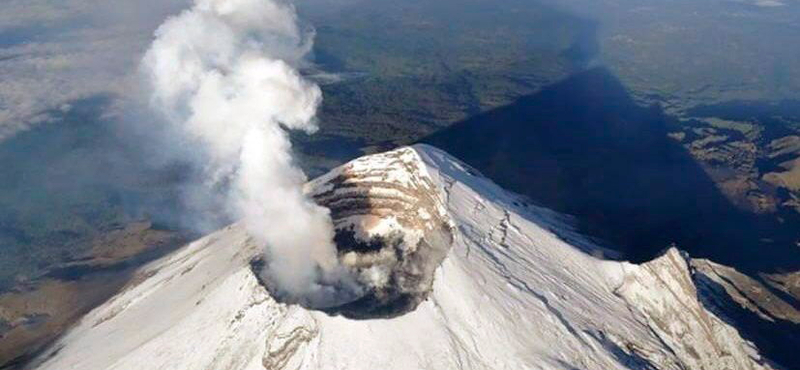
left=141, top=0, right=358, bottom=306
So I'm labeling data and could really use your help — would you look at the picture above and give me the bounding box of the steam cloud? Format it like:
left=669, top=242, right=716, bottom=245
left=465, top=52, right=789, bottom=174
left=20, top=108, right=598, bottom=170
left=141, top=0, right=357, bottom=305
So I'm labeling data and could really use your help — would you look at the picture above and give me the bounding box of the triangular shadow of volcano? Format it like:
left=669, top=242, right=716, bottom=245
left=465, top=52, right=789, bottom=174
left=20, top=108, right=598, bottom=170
left=423, top=67, right=800, bottom=275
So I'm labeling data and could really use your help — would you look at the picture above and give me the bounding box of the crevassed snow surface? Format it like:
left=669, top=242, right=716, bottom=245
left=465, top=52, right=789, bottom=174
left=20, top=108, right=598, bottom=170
left=33, top=145, right=771, bottom=370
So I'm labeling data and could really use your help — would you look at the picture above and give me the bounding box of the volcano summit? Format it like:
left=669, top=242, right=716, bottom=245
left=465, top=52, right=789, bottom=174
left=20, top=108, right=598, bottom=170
left=31, top=145, right=773, bottom=370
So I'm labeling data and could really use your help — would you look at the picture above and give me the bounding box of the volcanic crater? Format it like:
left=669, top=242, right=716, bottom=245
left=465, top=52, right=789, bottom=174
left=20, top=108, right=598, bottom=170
left=254, top=148, right=454, bottom=319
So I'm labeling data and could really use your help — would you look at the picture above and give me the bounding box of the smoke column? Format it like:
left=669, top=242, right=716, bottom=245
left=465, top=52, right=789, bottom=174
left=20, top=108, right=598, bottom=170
left=141, top=0, right=356, bottom=305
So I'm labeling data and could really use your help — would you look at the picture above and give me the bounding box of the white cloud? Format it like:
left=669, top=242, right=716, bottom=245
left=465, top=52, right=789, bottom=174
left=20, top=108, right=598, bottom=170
left=753, top=0, right=786, bottom=6
left=0, top=0, right=93, bottom=29
left=0, top=0, right=188, bottom=141
left=727, top=0, right=798, bottom=7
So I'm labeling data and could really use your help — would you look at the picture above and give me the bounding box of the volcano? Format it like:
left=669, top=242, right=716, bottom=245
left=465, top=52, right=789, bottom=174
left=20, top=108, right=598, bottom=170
left=30, top=145, right=773, bottom=370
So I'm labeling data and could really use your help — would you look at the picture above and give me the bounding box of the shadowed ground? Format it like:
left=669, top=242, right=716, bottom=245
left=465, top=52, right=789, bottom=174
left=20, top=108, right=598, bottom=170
left=423, top=67, right=800, bottom=368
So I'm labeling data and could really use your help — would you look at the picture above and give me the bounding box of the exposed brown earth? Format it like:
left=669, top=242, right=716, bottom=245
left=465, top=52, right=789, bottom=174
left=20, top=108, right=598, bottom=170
left=672, top=120, right=800, bottom=216
left=693, top=259, right=800, bottom=325
left=0, top=221, right=185, bottom=369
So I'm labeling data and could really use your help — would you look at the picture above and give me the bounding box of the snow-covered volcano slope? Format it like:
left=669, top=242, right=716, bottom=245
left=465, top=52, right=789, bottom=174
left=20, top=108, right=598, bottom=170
left=32, top=145, right=771, bottom=370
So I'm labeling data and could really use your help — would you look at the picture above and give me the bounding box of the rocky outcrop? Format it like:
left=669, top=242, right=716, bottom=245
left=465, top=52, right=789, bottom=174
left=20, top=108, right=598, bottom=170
left=616, top=249, right=768, bottom=370
left=693, top=259, right=800, bottom=325
left=692, top=258, right=800, bottom=369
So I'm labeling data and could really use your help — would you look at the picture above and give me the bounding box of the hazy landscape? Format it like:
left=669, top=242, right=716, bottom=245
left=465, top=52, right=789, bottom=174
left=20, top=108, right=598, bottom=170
left=1, top=0, right=800, bottom=368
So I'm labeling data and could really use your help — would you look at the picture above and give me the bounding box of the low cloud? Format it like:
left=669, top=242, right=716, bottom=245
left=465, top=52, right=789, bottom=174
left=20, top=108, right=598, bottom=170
left=0, top=0, right=188, bottom=141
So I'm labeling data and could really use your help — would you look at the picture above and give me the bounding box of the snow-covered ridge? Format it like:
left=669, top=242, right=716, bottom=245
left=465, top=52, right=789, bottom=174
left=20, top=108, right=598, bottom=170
left=616, top=248, right=768, bottom=370
left=32, top=145, right=773, bottom=370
